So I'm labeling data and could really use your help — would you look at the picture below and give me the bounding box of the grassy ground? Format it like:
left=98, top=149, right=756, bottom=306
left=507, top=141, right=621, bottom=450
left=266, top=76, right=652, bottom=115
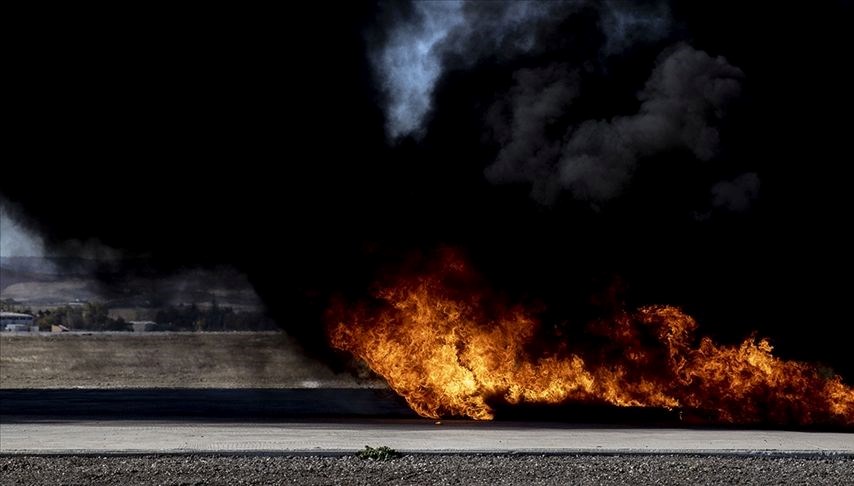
left=0, top=332, right=375, bottom=389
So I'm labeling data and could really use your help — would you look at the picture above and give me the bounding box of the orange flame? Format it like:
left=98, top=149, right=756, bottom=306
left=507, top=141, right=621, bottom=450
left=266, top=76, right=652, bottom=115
left=327, top=252, right=854, bottom=425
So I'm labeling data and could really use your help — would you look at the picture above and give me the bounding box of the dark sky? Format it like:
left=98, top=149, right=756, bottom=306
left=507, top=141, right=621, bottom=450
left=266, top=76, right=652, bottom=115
left=4, top=2, right=854, bottom=377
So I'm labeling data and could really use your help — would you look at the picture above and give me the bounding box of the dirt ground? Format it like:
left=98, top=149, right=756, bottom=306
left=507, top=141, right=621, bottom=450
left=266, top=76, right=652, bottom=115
left=0, top=332, right=377, bottom=389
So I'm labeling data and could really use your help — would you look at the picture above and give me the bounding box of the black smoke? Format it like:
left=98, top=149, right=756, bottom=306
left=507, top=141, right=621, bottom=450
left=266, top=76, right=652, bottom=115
left=3, top=2, right=854, bottom=380
left=486, top=43, right=743, bottom=204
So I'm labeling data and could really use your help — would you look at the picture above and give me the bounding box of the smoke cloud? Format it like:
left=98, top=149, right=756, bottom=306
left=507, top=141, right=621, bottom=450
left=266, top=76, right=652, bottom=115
left=599, top=0, right=672, bottom=56
left=372, top=0, right=672, bottom=141
left=711, top=172, right=760, bottom=212
left=373, top=1, right=466, bottom=140
left=371, top=1, right=749, bottom=209
left=1, top=196, right=122, bottom=260
left=484, top=64, right=582, bottom=203
left=0, top=198, right=45, bottom=257
left=487, top=43, right=744, bottom=204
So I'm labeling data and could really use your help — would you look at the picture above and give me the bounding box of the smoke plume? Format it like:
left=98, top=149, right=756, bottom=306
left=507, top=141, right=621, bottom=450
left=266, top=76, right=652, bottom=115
left=599, top=0, right=672, bottom=56
left=372, top=0, right=672, bottom=141
left=711, top=172, right=760, bottom=212
left=1, top=196, right=121, bottom=260
left=1, top=198, right=46, bottom=258
left=370, top=1, right=749, bottom=209
left=487, top=43, right=744, bottom=204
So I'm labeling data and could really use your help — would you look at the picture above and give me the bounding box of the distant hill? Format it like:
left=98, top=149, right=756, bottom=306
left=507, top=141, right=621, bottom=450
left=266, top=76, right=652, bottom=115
left=0, top=257, right=110, bottom=292
left=0, top=257, right=262, bottom=311
left=1, top=257, right=59, bottom=291
left=0, top=256, right=101, bottom=277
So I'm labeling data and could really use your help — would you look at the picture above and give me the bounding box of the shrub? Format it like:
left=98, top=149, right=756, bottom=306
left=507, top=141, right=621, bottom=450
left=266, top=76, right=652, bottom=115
left=357, top=445, right=401, bottom=460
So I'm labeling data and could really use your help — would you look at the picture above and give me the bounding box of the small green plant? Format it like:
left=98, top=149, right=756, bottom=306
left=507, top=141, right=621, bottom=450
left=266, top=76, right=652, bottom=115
left=357, top=445, right=402, bottom=460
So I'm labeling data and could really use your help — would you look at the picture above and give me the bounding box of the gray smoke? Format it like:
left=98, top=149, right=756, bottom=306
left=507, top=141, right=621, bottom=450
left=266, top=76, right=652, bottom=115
left=0, top=197, right=46, bottom=258
left=711, top=172, right=760, bottom=212
left=372, top=0, right=672, bottom=140
left=373, top=1, right=466, bottom=139
left=487, top=43, right=744, bottom=204
left=484, top=65, right=582, bottom=203
left=599, top=0, right=672, bottom=56
left=371, top=1, right=752, bottom=210
left=0, top=195, right=122, bottom=260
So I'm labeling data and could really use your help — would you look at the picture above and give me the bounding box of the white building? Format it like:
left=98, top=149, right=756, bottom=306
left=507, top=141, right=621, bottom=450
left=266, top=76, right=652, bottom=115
left=0, top=312, right=38, bottom=332
left=129, top=320, right=158, bottom=332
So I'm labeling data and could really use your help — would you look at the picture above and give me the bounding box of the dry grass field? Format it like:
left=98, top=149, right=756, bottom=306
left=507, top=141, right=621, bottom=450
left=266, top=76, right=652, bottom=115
left=0, top=332, right=376, bottom=389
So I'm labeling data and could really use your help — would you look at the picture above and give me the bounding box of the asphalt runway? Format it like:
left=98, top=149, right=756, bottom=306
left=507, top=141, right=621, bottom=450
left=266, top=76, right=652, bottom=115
left=2, top=420, right=853, bottom=455
left=1, top=389, right=851, bottom=455
left=0, top=388, right=414, bottom=419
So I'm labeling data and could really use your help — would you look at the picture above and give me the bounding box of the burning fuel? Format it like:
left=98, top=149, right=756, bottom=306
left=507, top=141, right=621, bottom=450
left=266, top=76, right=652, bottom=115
left=327, top=251, right=854, bottom=426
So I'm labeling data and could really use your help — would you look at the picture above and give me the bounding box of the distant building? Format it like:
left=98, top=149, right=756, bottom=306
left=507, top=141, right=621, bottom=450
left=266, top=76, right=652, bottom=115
left=1, top=312, right=38, bottom=332
left=129, top=320, right=158, bottom=332
left=51, top=324, right=70, bottom=333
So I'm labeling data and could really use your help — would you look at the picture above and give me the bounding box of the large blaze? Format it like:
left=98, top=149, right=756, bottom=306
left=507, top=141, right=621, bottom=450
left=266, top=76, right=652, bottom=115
left=327, top=251, right=854, bottom=426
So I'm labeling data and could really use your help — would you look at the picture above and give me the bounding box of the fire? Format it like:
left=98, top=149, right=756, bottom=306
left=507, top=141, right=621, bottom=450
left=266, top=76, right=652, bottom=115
left=327, top=251, right=854, bottom=425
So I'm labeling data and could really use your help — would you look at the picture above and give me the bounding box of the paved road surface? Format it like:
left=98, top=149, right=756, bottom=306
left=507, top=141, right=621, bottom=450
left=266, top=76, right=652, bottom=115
left=2, top=420, right=852, bottom=454
left=0, top=388, right=414, bottom=419
left=2, top=389, right=851, bottom=455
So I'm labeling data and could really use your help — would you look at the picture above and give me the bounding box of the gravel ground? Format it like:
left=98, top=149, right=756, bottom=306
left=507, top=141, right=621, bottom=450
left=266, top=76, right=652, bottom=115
left=1, top=454, right=852, bottom=485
